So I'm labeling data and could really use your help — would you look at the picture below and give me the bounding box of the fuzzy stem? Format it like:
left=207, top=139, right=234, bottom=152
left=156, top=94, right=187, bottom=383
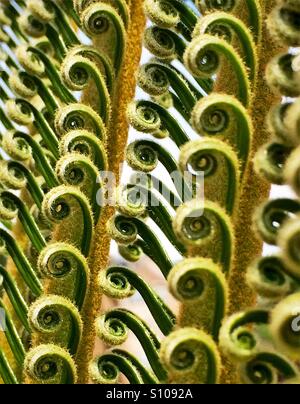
left=228, top=0, right=285, bottom=317
left=75, top=1, right=146, bottom=384
left=222, top=0, right=286, bottom=384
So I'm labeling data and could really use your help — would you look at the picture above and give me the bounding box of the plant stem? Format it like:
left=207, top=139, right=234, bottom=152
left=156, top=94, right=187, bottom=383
left=75, top=0, right=146, bottom=384
left=228, top=0, right=285, bottom=317
left=223, top=0, right=286, bottom=384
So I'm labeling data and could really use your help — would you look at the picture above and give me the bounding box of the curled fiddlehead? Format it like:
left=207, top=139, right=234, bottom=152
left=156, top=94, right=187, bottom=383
left=118, top=243, right=144, bottom=262
left=25, top=0, right=77, bottom=50
left=193, top=11, right=257, bottom=81
left=98, top=266, right=175, bottom=335
left=197, top=0, right=236, bottom=13
left=0, top=160, right=26, bottom=190
left=1, top=130, right=32, bottom=162
left=29, top=295, right=82, bottom=355
left=278, top=217, right=300, bottom=279
left=254, top=141, right=292, bottom=185
left=137, top=60, right=199, bottom=113
left=35, top=36, right=60, bottom=61
left=27, top=0, right=55, bottom=22
left=254, top=198, right=300, bottom=245
left=65, top=44, right=115, bottom=93
left=55, top=153, right=101, bottom=220
left=267, top=102, right=293, bottom=145
left=18, top=11, right=47, bottom=38
left=144, top=26, right=186, bottom=62
left=113, top=186, right=145, bottom=221
left=5, top=98, right=59, bottom=159
left=173, top=200, right=234, bottom=275
left=239, top=351, right=299, bottom=384
left=184, top=34, right=251, bottom=106
left=107, top=214, right=173, bottom=278
left=54, top=103, right=106, bottom=143
left=179, top=138, right=239, bottom=214
left=74, top=0, right=129, bottom=26
left=8, top=70, right=38, bottom=99
left=96, top=309, right=167, bottom=380
left=283, top=97, right=300, bottom=147
left=168, top=258, right=227, bottom=340
left=191, top=93, right=252, bottom=175
left=24, top=46, right=76, bottom=103
left=107, top=214, right=139, bottom=244
left=247, top=256, right=295, bottom=301
left=270, top=292, right=300, bottom=359
left=266, top=52, right=300, bottom=97
left=160, top=327, right=221, bottom=384
left=5, top=100, right=33, bottom=127
left=127, top=99, right=189, bottom=147
left=8, top=69, right=59, bottom=116
left=59, top=129, right=107, bottom=172
left=143, top=0, right=180, bottom=29
left=61, top=52, right=111, bottom=124
left=0, top=190, right=46, bottom=252
left=24, top=344, right=77, bottom=384
left=117, top=184, right=185, bottom=253
left=284, top=144, right=300, bottom=196
left=16, top=45, right=45, bottom=76
left=219, top=309, right=269, bottom=362
left=90, top=349, right=157, bottom=384
left=42, top=185, right=94, bottom=257
left=80, top=2, right=126, bottom=72
left=105, top=0, right=130, bottom=27
left=144, top=0, right=197, bottom=33
left=0, top=160, right=44, bottom=209
left=38, top=242, right=89, bottom=310
left=198, top=0, right=262, bottom=41
left=7, top=131, right=58, bottom=188
left=126, top=139, right=192, bottom=200
left=268, top=1, right=300, bottom=46
left=73, top=0, right=89, bottom=14
left=142, top=37, right=213, bottom=94
left=126, top=139, right=164, bottom=170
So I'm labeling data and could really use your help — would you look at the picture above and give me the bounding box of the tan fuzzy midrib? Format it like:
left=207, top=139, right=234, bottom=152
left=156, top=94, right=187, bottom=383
left=224, top=0, right=286, bottom=384
left=74, top=0, right=146, bottom=384
left=175, top=0, right=285, bottom=385
left=228, top=0, right=286, bottom=318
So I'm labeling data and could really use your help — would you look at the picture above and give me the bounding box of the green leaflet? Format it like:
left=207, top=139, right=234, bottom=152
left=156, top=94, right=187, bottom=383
left=179, top=138, right=240, bottom=214
left=98, top=266, right=175, bottom=334
left=168, top=258, right=228, bottom=340
left=24, top=344, right=77, bottom=384
left=160, top=328, right=221, bottom=384
left=173, top=200, right=234, bottom=275
left=28, top=295, right=82, bottom=356
left=191, top=93, right=253, bottom=175
left=96, top=308, right=167, bottom=380
left=184, top=34, right=251, bottom=107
